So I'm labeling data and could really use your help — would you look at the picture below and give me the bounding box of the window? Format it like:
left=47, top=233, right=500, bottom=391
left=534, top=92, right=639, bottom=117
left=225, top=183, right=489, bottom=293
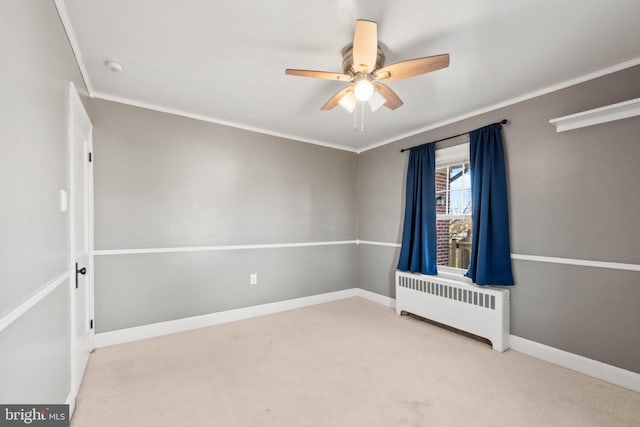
left=435, top=144, right=472, bottom=271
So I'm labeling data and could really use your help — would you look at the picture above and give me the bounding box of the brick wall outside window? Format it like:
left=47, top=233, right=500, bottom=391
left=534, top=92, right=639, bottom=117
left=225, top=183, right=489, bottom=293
left=436, top=170, right=449, bottom=265
left=436, top=163, right=472, bottom=269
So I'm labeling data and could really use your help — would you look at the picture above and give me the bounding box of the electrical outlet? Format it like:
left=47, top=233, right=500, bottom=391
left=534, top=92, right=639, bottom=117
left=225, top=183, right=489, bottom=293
left=250, top=273, right=258, bottom=285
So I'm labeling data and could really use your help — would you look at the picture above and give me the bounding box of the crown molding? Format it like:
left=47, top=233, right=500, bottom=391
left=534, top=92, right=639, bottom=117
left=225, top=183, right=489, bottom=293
left=91, top=92, right=358, bottom=153
left=54, top=0, right=94, bottom=95
left=53, top=1, right=640, bottom=155
left=356, top=56, right=640, bottom=153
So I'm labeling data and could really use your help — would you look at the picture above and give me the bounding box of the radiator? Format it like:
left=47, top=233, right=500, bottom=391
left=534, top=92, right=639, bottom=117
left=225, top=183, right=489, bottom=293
left=395, top=271, right=510, bottom=351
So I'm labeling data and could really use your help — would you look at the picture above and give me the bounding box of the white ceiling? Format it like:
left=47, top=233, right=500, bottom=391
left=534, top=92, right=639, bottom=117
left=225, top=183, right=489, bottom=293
left=60, top=0, right=640, bottom=152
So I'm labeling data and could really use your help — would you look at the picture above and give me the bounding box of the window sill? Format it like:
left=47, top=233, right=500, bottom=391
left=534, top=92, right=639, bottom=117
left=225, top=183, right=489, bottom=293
left=436, top=268, right=472, bottom=284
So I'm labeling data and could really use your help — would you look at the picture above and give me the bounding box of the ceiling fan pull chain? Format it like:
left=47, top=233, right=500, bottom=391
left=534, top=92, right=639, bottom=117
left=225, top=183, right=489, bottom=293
left=360, top=101, right=365, bottom=132
left=353, top=102, right=358, bottom=132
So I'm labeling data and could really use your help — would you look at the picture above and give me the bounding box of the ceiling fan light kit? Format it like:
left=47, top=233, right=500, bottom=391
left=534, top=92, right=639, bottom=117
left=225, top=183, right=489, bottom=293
left=354, top=75, right=374, bottom=101
left=285, top=19, right=450, bottom=118
left=338, top=91, right=357, bottom=113
left=368, top=90, right=387, bottom=112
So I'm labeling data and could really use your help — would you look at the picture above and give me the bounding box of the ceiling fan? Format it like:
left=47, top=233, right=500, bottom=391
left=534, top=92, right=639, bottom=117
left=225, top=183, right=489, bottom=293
left=285, top=19, right=450, bottom=112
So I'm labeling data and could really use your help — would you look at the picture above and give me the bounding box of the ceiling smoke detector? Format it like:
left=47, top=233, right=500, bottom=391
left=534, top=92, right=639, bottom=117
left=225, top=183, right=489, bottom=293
left=104, top=60, right=123, bottom=73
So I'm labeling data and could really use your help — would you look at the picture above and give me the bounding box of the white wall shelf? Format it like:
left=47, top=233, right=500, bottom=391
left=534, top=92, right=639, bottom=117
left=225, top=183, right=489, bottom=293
left=549, top=97, right=640, bottom=132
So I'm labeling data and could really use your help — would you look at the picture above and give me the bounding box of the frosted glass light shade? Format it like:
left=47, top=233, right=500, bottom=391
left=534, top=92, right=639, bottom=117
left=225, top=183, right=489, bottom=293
left=354, top=79, right=374, bottom=102
left=338, top=91, right=357, bottom=113
left=368, top=90, right=386, bottom=112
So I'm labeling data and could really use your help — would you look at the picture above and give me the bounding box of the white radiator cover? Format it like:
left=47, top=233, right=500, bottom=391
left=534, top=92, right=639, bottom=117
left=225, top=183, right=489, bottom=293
left=395, top=271, right=510, bottom=351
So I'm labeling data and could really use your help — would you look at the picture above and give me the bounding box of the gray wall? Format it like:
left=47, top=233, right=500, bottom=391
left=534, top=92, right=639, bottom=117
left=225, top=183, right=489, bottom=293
left=91, top=99, right=358, bottom=333
left=95, top=246, right=355, bottom=332
left=0, top=286, right=70, bottom=403
left=357, top=65, right=640, bottom=373
left=0, top=0, right=88, bottom=402
left=2, top=2, right=637, bottom=404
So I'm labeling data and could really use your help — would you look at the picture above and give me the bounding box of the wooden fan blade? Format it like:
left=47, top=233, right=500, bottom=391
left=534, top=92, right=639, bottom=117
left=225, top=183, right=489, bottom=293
left=373, top=83, right=404, bottom=110
left=321, top=86, right=353, bottom=110
left=285, top=69, right=352, bottom=82
left=352, top=20, right=378, bottom=73
left=374, top=54, right=449, bottom=81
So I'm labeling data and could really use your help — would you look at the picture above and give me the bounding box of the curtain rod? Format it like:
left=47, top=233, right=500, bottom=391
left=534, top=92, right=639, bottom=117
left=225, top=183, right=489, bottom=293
left=400, top=119, right=508, bottom=153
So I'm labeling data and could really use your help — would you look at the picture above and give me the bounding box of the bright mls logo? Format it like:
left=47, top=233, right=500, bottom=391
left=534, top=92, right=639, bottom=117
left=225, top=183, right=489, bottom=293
left=0, top=405, right=68, bottom=426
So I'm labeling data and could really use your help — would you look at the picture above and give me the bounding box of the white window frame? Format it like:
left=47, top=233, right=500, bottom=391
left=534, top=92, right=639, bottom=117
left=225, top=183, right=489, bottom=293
left=435, top=142, right=471, bottom=276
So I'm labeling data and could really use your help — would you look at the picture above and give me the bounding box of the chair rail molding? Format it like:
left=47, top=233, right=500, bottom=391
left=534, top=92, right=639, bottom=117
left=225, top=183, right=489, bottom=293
left=0, top=271, right=70, bottom=333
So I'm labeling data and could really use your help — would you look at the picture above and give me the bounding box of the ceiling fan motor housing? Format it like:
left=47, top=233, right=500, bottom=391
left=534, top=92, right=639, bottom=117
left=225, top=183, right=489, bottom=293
left=341, top=44, right=385, bottom=76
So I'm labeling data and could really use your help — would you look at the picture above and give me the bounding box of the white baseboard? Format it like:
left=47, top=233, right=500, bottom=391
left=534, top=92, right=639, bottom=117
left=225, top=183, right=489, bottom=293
left=93, top=287, right=639, bottom=394
left=65, top=387, right=76, bottom=418
left=509, top=335, right=640, bottom=393
left=360, top=290, right=640, bottom=393
left=355, top=288, right=396, bottom=308
left=95, top=288, right=359, bottom=348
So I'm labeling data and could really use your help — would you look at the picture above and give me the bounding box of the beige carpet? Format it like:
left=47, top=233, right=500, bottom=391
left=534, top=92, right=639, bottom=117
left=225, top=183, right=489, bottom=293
left=72, top=297, right=640, bottom=426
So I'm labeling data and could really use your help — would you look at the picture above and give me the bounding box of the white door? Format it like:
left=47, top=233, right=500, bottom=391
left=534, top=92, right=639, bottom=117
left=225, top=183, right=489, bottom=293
left=68, top=82, right=94, bottom=397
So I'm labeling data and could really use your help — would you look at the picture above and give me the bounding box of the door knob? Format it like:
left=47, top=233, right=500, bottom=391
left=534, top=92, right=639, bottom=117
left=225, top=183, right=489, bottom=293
left=75, top=262, right=87, bottom=289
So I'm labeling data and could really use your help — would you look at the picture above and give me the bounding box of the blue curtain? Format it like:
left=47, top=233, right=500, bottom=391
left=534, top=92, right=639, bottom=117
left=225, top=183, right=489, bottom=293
left=397, top=143, right=437, bottom=275
left=466, top=123, right=514, bottom=285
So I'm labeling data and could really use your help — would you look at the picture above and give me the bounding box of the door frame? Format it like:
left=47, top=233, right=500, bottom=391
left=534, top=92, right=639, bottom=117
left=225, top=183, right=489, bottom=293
left=67, top=81, right=95, bottom=407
